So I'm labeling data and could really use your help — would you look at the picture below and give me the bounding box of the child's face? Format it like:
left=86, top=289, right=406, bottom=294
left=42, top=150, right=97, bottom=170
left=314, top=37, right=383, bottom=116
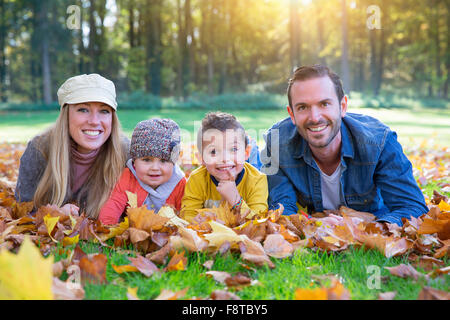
left=134, top=156, right=174, bottom=189
left=201, top=129, right=251, bottom=181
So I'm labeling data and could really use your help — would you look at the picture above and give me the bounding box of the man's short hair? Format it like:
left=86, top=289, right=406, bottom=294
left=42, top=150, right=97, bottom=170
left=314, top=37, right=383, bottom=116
left=197, top=112, right=249, bottom=154
left=287, top=64, right=345, bottom=108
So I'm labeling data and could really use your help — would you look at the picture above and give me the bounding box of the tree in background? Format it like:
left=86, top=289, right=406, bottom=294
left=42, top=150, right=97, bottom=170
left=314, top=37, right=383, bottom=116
left=0, top=0, right=448, bottom=104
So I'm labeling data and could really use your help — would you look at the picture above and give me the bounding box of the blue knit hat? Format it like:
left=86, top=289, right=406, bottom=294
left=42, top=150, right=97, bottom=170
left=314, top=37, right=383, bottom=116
left=130, top=118, right=181, bottom=163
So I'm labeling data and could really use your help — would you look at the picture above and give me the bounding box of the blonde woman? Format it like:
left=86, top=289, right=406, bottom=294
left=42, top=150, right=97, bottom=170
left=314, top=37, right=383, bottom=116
left=15, top=74, right=130, bottom=219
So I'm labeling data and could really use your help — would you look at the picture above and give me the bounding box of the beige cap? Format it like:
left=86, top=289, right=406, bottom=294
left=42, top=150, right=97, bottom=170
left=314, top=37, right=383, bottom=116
left=57, top=73, right=117, bottom=110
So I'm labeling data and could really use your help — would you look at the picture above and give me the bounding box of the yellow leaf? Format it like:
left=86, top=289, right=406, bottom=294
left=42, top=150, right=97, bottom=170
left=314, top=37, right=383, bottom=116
left=44, top=214, right=60, bottom=242
left=159, top=206, right=189, bottom=228
left=204, top=220, right=244, bottom=249
left=62, top=234, right=80, bottom=247
left=99, top=217, right=129, bottom=242
left=126, top=191, right=138, bottom=209
left=127, top=287, right=140, bottom=300
left=294, top=287, right=328, bottom=300
left=112, top=264, right=139, bottom=274
left=438, top=200, right=450, bottom=212
left=0, top=236, right=54, bottom=299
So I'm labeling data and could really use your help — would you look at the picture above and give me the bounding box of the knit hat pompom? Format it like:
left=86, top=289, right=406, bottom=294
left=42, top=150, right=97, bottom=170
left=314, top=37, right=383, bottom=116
left=130, top=118, right=181, bottom=163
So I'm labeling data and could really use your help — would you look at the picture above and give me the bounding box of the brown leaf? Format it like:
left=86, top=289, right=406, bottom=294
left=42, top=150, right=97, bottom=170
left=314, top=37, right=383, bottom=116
left=417, top=286, right=450, bottom=300
left=127, top=206, right=170, bottom=232
left=175, top=226, right=208, bottom=252
left=146, top=243, right=172, bottom=265
left=154, top=288, right=188, bottom=300
left=166, top=251, right=187, bottom=271
left=129, top=227, right=150, bottom=243
left=263, top=234, right=293, bottom=258
left=431, top=190, right=448, bottom=205
left=339, top=206, right=376, bottom=223
left=384, top=264, right=426, bottom=281
left=384, top=238, right=413, bottom=258
left=205, top=271, right=231, bottom=284
left=79, top=253, right=108, bottom=284
left=434, top=239, right=450, bottom=258
left=210, top=290, right=241, bottom=300
left=411, top=256, right=445, bottom=272
left=224, top=274, right=252, bottom=288
left=202, top=260, right=214, bottom=270
left=418, top=216, right=450, bottom=240
left=378, top=291, right=396, bottom=300
left=52, top=277, right=85, bottom=300
left=239, top=235, right=275, bottom=269
left=129, top=255, right=159, bottom=277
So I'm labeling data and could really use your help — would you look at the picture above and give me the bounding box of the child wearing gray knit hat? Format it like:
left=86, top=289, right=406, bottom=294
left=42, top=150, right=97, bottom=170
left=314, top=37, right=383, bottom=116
left=99, top=118, right=187, bottom=225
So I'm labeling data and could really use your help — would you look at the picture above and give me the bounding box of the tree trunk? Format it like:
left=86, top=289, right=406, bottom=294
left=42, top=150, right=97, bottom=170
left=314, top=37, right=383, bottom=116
left=146, top=0, right=162, bottom=96
left=369, top=29, right=377, bottom=96
left=289, top=0, right=300, bottom=72
left=176, top=0, right=190, bottom=100
left=88, top=0, right=96, bottom=73
left=374, top=0, right=387, bottom=96
left=315, top=3, right=326, bottom=66
left=432, top=0, right=442, bottom=97
left=39, top=0, right=52, bottom=104
left=129, top=0, right=135, bottom=48
left=0, top=0, right=7, bottom=102
left=340, top=0, right=350, bottom=94
left=443, top=0, right=450, bottom=98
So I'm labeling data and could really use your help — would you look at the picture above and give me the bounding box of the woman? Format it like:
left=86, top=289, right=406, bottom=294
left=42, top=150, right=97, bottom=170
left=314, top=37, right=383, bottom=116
left=15, top=74, right=129, bottom=219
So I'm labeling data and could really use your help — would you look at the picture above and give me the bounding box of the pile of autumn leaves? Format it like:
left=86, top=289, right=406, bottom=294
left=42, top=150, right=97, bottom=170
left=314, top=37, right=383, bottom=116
left=0, top=142, right=449, bottom=300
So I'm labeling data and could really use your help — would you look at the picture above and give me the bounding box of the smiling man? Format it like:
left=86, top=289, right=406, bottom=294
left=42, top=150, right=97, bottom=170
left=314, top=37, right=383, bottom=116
left=261, top=65, right=428, bottom=226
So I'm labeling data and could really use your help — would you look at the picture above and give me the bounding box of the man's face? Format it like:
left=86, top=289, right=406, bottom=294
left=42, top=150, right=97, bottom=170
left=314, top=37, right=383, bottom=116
left=287, top=76, right=347, bottom=151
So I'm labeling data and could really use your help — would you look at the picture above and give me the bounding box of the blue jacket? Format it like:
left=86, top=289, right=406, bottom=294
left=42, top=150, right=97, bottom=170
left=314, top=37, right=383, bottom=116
left=261, top=113, right=428, bottom=226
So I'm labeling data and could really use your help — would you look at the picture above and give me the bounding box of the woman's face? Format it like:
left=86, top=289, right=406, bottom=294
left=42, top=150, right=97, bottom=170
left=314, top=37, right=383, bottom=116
left=68, top=102, right=113, bottom=153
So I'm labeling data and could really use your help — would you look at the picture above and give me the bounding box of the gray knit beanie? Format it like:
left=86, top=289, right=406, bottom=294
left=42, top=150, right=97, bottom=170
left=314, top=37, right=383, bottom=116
left=130, top=118, right=181, bottom=163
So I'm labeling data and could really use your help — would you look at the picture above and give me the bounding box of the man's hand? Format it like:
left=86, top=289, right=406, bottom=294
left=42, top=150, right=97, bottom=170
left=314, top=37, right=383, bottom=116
left=216, top=170, right=241, bottom=207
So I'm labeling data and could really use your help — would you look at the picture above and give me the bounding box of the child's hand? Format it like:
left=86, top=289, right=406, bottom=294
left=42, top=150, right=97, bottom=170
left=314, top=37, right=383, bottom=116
left=216, top=170, right=241, bottom=207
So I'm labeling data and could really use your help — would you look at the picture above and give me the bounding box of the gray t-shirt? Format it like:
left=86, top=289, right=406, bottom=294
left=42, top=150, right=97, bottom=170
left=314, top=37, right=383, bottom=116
left=318, top=163, right=344, bottom=210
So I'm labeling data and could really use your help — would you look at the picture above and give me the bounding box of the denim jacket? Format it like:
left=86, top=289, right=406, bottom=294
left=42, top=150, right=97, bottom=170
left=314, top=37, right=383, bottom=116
left=261, top=113, right=428, bottom=226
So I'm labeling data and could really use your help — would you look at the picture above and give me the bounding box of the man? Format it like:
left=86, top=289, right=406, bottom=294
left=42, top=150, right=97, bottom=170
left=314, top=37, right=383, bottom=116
left=261, top=64, right=428, bottom=226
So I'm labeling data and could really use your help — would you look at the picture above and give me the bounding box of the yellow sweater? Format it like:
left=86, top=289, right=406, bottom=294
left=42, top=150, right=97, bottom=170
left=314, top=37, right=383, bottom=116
left=181, top=162, right=268, bottom=222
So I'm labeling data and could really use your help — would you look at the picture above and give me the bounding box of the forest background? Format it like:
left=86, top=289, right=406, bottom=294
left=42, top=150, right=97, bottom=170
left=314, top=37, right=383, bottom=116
left=0, top=0, right=449, bottom=112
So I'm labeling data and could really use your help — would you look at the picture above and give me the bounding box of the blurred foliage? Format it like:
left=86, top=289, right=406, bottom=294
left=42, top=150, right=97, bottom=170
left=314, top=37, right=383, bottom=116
left=0, top=0, right=448, bottom=104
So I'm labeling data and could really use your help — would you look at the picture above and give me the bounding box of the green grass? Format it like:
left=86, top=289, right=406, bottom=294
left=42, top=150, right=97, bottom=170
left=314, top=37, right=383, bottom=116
left=53, top=240, right=449, bottom=300
left=1, top=106, right=449, bottom=148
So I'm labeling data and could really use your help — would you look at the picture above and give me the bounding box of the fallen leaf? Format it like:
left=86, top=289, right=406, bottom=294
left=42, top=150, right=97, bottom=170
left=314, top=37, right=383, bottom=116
left=126, top=191, right=138, bottom=209
left=52, top=277, right=84, bottom=300
left=127, top=287, right=140, bottom=300
left=210, top=290, right=241, bottom=300
left=203, top=260, right=214, bottom=270
left=263, top=234, right=294, bottom=258
left=384, top=264, right=426, bottom=281
left=166, top=251, right=187, bottom=271
left=112, top=264, right=140, bottom=274
left=205, top=271, right=231, bottom=284
left=239, top=235, right=275, bottom=269
left=127, top=206, right=170, bottom=232
left=154, top=288, right=188, bottom=300
left=417, top=286, right=450, bottom=300
left=0, top=236, right=53, bottom=299
left=378, top=291, right=396, bottom=300
left=204, top=220, right=244, bottom=250
left=79, top=253, right=108, bottom=284
left=129, top=255, right=159, bottom=277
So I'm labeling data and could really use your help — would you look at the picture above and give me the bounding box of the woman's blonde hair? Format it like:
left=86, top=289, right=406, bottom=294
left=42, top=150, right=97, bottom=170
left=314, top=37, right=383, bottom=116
left=33, top=105, right=127, bottom=219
